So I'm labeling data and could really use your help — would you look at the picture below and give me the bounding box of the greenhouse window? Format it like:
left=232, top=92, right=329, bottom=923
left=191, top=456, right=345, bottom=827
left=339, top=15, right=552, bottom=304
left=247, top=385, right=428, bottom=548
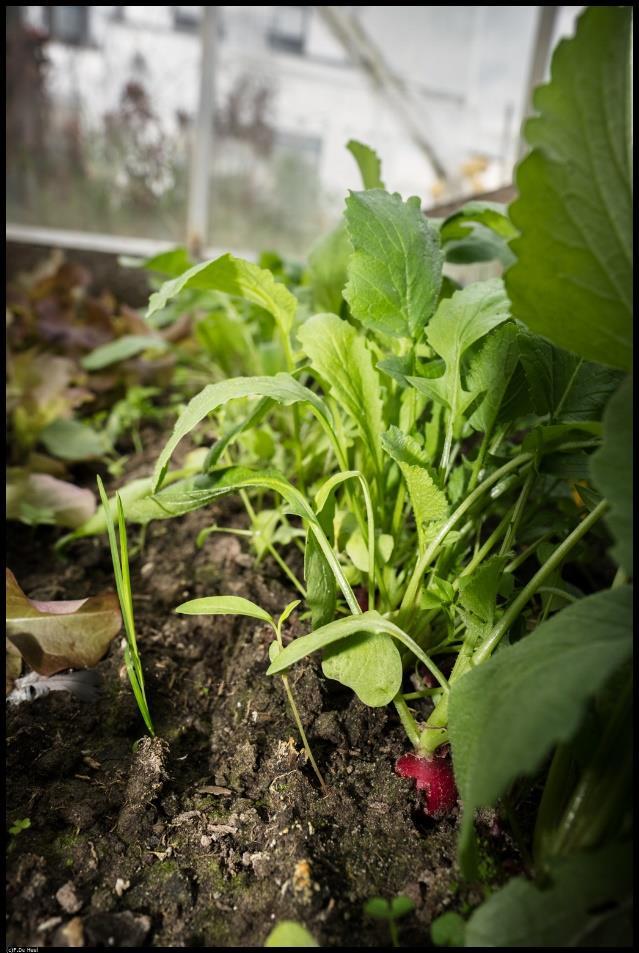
left=267, top=6, right=309, bottom=55
left=172, top=6, right=202, bottom=33
left=44, top=6, right=90, bottom=46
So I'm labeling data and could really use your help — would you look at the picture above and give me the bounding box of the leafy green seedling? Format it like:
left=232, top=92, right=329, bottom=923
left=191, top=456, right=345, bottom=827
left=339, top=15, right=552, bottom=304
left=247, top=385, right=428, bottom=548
left=264, top=920, right=319, bottom=947
left=430, top=910, right=466, bottom=947
left=8, top=818, right=31, bottom=837
left=175, top=595, right=325, bottom=790
left=364, top=895, right=415, bottom=948
left=97, top=475, right=154, bottom=736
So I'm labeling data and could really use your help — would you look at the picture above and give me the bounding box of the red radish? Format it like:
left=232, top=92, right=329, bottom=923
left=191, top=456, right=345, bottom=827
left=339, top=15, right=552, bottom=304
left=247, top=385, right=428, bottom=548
left=395, top=750, right=458, bottom=817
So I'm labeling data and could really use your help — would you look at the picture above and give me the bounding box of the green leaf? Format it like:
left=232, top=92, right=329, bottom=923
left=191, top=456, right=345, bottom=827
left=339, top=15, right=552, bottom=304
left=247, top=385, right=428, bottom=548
left=6, top=568, right=122, bottom=677
left=39, top=418, right=110, bottom=462
left=440, top=202, right=517, bottom=267
left=389, top=896, right=416, bottom=919
left=57, top=451, right=208, bottom=547
left=129, top=467, right=311, bottom=523
left=409, top=280, right=510, bottom=426
left=364, top=897, right=392, bottom=920
left=458, top=556, right=509, bottom=625
left=175, top=595, right=273, bottom=625
left=346, top=139, right=385, bottom=189
left=589, top=376, right=633, bottom=575
left=440, top=201, right=517, bottom=243
left=298, top=313, right=384, bottom=473
left=304, top=510, right=337, bottom=628
left=449, top=586, right=632, bottom=876
left=466, top=323, right=519, bottom=433
left=505, top=7, right=632, bottom=371
left=264, top=921, right=318, bottom=948
left=517, top=329, right=624, bottom=422
left=431, top=911, right=466, bottom=947
left=381, top=426, right=448, bottom=549
left=142, top=246, right=193, bottom=277
left=344, top=190, right=443, bottom=339
left=278, top=600, right=301, bottom=629
left=81, top=335, right=168, bottom=371
left=152, top=374, right=332, bottom=491
left=322, top=631, right=402, bottom=707
left=266, top=609, right=448, bottom=695
left=306, top=221, right=352, bottom=314
left=6, top=472, right=96, bottom=529
left=465, top=843, right=632, bottom=948
left=146, top=252, right=298, bottom=340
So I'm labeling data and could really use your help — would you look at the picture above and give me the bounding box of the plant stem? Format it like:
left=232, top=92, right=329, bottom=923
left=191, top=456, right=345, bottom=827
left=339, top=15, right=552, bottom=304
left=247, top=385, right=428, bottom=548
left=459, top=509, right=512, bottom=580
left=393, top=694, right=421, bottom=749
left=282, top=674, right=327, bottom=791
left=504, top=532, right=552, bottom=573
left=499, top=469, right=535, bottom=555
left=473, top=500, right=609, bottom=665
left=400, top=453, right=533, bottom=612
left=238, top=488, right=307, bottom=597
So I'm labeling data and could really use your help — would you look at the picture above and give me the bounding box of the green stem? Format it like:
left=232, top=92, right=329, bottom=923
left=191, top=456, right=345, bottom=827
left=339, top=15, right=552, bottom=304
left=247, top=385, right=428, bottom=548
left=467, top=428, right=493, bottom=493
left=400, top=453, right=533, bottom=613
left=402, top=688, right=443, bottom=701
left=499, top=469, right=535, bottom=555
left=458, top=509, right=512, bottom=580
left=393, top=694, right=421, bottom=749
left=239, top=489, right=307, bottom=597
left=282, top=674, right=327, bottom=790
left=473, top=500, right=609, bottom=665
left=504, top=532, right=552, bottom=573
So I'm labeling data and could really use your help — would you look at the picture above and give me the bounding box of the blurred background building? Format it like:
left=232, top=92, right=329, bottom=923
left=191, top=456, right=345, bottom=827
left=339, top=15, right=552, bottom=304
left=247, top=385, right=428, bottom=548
left=7, top=5, right=584, bottom=257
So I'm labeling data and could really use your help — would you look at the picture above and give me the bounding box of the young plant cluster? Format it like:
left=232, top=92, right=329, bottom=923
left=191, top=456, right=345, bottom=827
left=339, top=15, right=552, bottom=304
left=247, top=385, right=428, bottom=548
left=87, top=7, right=631, bottom=946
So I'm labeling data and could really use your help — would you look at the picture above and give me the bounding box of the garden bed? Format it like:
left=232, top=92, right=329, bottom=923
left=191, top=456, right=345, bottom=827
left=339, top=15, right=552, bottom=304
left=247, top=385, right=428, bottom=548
left=6, top=429, right=516, bottom=949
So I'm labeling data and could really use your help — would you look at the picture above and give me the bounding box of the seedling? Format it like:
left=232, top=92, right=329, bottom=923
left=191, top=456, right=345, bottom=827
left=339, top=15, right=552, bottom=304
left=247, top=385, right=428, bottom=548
left=174, top=595, right=326, bottom=790
left=8, top=818, right=31, bottom=837
left=97, top=475, right=154, bottom=736
left=364, top=895, right=415, bottom=948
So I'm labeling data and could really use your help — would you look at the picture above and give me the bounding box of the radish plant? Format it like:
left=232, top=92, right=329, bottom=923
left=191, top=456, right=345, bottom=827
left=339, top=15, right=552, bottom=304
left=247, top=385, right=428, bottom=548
left=102, top=5, right=631, bottom=945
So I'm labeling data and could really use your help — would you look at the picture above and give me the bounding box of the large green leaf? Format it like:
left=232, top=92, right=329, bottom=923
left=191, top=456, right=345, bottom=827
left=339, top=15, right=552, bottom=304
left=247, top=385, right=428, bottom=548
left=465, top=843, right=632, bottom=948
left=589, top=376, right=633, bottom=575
left=322, top=631, right=402, bottom=707
left=6, top=568, right=122, bottom=676
left=517, top=329, right=624, bottom=422
left=449, top=586, right=632, bottom=875
left=466, top=323, right=519, bottom=433
left=297, top=312, right=384, bottom=473
left=266, top=609, right=448, bottom=692
left=506, top=7, right=632, bottom=371
left=408, top=280, right=510, bottom=428
left=346, top=139, right=385, bottom=189
left=306, top=222, right=352, bottom=314
left=344, top=190, right=442, bottom=339
left=146, top=252, right=298, bottom=339
left=152, top=374, right=332, bottom=491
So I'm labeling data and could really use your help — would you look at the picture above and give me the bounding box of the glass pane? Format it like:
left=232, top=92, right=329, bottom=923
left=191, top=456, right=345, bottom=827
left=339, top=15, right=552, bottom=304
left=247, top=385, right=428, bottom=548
left=6, top=5, right=198, bottom=242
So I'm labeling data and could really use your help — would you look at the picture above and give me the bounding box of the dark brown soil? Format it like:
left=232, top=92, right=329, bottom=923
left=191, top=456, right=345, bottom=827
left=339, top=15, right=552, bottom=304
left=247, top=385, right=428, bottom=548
left=6, top=431, right=517, bottom=948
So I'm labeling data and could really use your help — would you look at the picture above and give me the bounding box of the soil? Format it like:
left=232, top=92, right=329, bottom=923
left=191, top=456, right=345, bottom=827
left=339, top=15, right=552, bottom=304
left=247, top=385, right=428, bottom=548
left=6, top=428, right=520, bottom=949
